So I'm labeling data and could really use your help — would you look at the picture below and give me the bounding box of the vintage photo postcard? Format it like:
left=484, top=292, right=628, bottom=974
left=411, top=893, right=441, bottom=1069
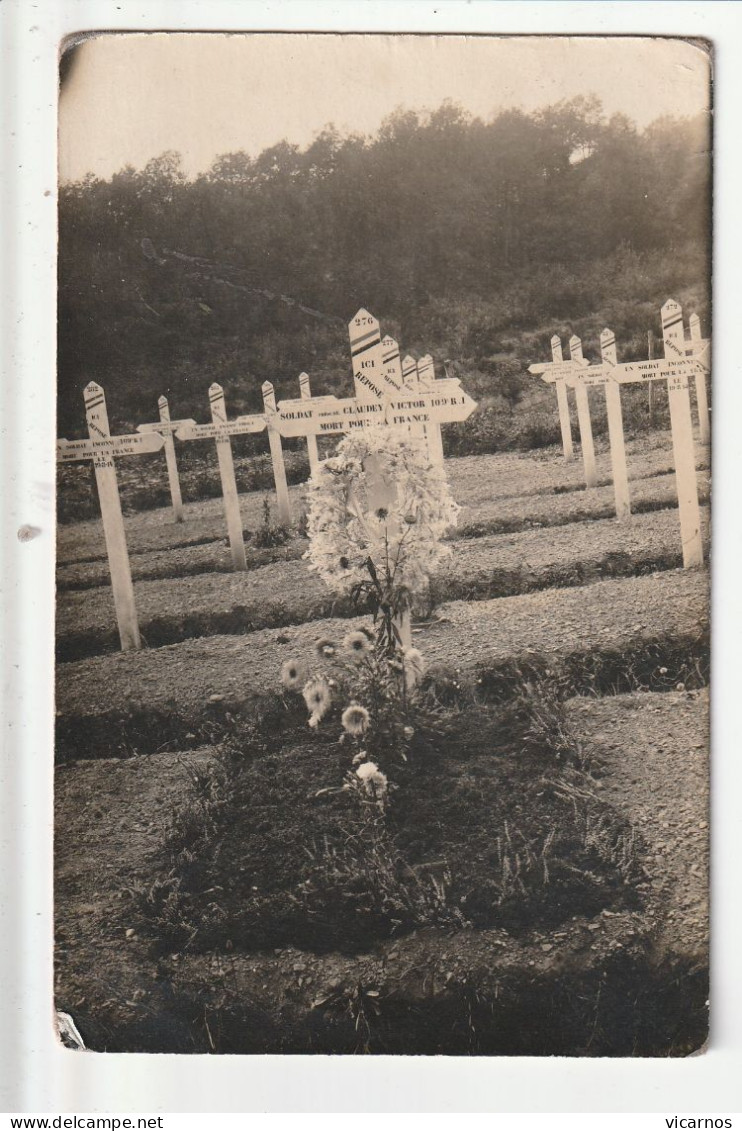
left=55, top=32, right=711, bottom=1056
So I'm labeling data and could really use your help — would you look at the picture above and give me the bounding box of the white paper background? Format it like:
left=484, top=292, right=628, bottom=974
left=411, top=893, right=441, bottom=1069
left=1, top=0, right=740, bottom=1115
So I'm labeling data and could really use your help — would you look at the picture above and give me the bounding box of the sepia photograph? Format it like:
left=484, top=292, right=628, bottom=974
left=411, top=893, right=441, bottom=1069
left=54, top=31, right=711, bottom=1057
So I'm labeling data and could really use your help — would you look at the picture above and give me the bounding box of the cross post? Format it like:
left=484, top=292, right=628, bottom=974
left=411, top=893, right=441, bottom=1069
left=528, top=335, right=578, bottom=463
left=417, top=354, right=445, bottom=467
left=262, top=381, right=292, bottom=526
left=661, top=300, right=704, bottom=567
left=599, top=329, right=631, bottom=520
left=687, top=312, right=711, bottom=445
left=56, top=383, right=166, bottom=650
left=349, top=309, right=397, bottom=402
left=158, top=396, right=184, bottom=521
left=173, top=390, right=268, bottom=566
left=209, top=383, right=247, bottom=570
left=299, top=373, right=320, bottom=475
left=569, top=335, right=598, bottom=487
left=136, top=396, right=192, bottom=522
left=552, top=335, right=575, bottom=462
left=380, top=335, right=404, bottom=392
left=400, top=354, right=430, bottom=456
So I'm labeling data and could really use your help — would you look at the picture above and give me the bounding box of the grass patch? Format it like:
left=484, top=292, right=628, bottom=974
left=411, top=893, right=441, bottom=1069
left=471, top=629, right=709, bottom=703
left=134, top=684, right=646, bottom=959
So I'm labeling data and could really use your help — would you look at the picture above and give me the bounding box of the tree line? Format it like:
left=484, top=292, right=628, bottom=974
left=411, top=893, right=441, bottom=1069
left=58, top=97, right=710, bottom=436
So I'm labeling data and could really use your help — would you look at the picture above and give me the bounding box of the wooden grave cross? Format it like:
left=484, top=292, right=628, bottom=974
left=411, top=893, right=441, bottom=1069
left=261, top=382, right=292, bottom=527
left=528, top=336, right=584, bottom=464
left=57, top=381, right=168, bottom=650
left=348, top=309, right=402, bottom=401
left=400, top=353, right=429, bottom=454
left=349, top=312, right=439, bottom=464
left=593, top=302, right=701, bottom=566
left=535, top=301, right=703, bottom=567
left=658, top=299, right=704, bottom=566
left=174, top=384, right=267, bottom=570
left=416, top=354, right=446, bottom=467
left=271, top=376, right=477, bottom=442
left=553, top=329, right=632, bottom=519
left=299, top=372, right=320, bottom=476
left=685, top=312, right=711, bottom=445
left=597, top=329, right=631, bottom=521
left=348, top=311, right=447, bottom=466
left=136, top=395, right=195, bottom=523
left=565, top=335, right=598, bottom=487
left=380, top=335, right=404, bottom=393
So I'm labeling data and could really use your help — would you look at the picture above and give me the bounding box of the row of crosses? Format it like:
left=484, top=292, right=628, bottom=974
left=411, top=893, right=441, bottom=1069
left=57, top=309, right=477, bottom=650
left=528, top=299, right=709, bottom=568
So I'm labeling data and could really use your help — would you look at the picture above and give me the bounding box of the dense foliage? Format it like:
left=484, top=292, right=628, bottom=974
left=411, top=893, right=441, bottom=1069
left=58, top=97, right=710, bottom=437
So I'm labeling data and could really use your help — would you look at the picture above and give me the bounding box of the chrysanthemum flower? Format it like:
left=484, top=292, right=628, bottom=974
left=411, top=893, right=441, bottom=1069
left=315, top=638, right=337, bottom=659
left=280, top=659, right=304, bottom=691
left=355, top=760, right=380, bottom=782
left=341, top=704, right=370, bottom=736
left=302, top=676, right=331, bottom=724
left=355, top=761, right=389, bottom=800
left=344, top=630, right=371, bottom=660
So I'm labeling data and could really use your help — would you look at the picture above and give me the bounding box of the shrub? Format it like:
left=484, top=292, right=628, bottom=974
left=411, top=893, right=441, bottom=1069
left=253, top=496, right=291, bottom=548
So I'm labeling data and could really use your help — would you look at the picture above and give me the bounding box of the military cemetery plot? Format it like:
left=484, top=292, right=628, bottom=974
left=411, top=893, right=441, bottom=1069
left=53, top=35, right=711, bottom=1061
left=55, top=284, right=710, bottom=1059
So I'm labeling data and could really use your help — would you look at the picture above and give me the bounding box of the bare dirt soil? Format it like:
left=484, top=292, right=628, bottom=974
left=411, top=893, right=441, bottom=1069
left=56, top=569, right=708, bottom=760
left=565, top=688, right=709, bottom=962
left=55, top=468, right=710, bottom=591
left=56, top=506, right=709, bottom=660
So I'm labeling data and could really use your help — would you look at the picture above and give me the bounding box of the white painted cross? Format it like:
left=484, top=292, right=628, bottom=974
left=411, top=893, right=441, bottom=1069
left=533, top=301, right=704, bottom=567
left=685, top=312, right=711, bottom=445
left=382, top=337, right=430, bottom=455
left=349, top=309, right=399, bottom=401
left=566, top=335, right=598, bottom=488
left=381, top=336, right=404, bottom=392
left=272, top=381, right=476, bottom=439
left=56, top=382, right=167, bottom=650
left=659, top=299, right=704, bottom=567
left=416, top=354, right=445, bottom=466
left=175, top=385, right=267, bottom=569
left=400, top=353, right=428, bottom=452
left=599, top=329, right=631, bottom=521
left=136, top=396, right=193, bottom=522
left=529, top=335, right=578, bottom=463
left=299, top=372, right=320, bottom=475
left=401, top=354, right=418, bottom=388
left=262, top=381, right=292, bottom=526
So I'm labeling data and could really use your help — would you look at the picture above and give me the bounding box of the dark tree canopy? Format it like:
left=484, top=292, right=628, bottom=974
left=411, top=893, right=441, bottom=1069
left=58, top=98, right=710, bottom=436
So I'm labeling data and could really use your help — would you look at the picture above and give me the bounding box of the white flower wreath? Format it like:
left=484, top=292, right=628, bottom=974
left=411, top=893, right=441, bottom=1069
left=304, top=426, right=460, bottom=601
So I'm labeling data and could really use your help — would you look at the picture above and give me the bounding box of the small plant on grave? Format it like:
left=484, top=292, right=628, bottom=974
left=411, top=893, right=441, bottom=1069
left=281, top=426, right=462, bottom=794
left=253, top=495, right=291, bottom=548
left=280, top=626, right=429, bottom=808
